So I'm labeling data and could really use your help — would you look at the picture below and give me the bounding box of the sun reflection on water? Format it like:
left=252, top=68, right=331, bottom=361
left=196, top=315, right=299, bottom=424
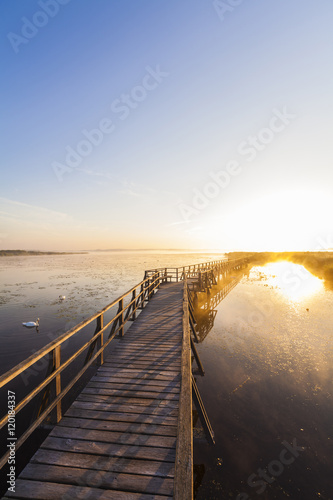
left=261, top=261, right=323, bottom=301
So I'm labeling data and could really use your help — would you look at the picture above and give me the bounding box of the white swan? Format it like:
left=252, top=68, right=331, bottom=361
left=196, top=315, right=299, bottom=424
left=22, top=318, right=39, bottom=328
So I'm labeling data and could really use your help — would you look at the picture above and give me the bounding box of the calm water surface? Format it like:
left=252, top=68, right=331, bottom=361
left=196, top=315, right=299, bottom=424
left=194, top=263, right=333, bottom=500
left=0, top=253, right=332, bottom=499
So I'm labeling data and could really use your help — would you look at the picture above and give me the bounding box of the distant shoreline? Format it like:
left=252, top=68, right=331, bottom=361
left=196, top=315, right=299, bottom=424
left=0, top=250, right=87, bottom=257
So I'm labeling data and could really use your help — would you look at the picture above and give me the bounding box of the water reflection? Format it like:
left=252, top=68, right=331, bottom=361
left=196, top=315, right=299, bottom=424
left=195, top=275, right=244, bottom=342
left=261, top=261, right=323, bottom=301
left=193, top=262, right=333, bottom=499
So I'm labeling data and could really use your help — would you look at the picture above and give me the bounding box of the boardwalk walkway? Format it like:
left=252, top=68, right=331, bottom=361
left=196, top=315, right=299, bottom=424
left=5, top=282, right=185, bottom=499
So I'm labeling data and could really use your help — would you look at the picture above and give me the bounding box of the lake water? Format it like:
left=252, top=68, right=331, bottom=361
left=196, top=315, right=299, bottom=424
left=0, top=251, right=221, bottom=374
left=194, top=262, right=333, bottom=500
left=0, top=252, right=332, bottom=499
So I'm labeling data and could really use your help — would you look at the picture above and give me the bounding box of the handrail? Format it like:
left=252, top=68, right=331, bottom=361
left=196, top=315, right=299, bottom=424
left=0, top=271, right=161, bottom=470
left=0, top=273, right=158, bottom=388
left=144, top=258, right=228, bottom=274
left=145, top=258, right=248, bottom=283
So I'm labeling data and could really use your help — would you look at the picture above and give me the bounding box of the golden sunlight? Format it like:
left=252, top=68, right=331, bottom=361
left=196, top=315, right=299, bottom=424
left=263, top=262, right=324, bottom=301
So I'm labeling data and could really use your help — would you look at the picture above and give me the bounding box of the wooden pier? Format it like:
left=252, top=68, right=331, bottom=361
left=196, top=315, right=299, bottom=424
left=0, top=258, right=248, bottom=499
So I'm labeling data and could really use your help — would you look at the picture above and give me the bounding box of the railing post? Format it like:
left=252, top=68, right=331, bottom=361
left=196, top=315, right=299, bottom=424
left=140, top=283, right=144, bottom=308
left=53, top=345, right=61, bottom=423
left=96, top=313, right=104, bottom=365
left=132, top=289, right=137, bottom=320
left=176, top=268, right=179, bottom=282
left=119, top=298, right=124, bottom=336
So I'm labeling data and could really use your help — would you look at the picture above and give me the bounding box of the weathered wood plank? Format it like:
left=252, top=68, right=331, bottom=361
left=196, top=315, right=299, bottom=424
left=87, top=381, right=180, bottom=394
left=4, top=480, right=172, bottom=499
left=57, top=417, right=178, bottom=436
left=102, top=362, right=181, bottom=371
left=31, top=449, right=175, bottom=477
left=71, top=400, right=178, bottom=415
left=105, top=353, right=181, bottom=362
left=41, top=436, right=176, bottom=462
left=72, top=394, right=179, bottom=408
left=49, top=426, right=177, bottom=448
left=86, top=383, right=180, bottom=393
left=82, top=387, right=179, bottom=399
left=90, top=376, right=181, bottom=388
left=64, top=407, right=178, bottom=425
left=20, top=463, right=174, bottom=496
left=97, top=367, right=180, bottom=377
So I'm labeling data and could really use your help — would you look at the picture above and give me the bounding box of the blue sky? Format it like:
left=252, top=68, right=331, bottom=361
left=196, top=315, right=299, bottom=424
left=1, top=0, right=332, bottom=251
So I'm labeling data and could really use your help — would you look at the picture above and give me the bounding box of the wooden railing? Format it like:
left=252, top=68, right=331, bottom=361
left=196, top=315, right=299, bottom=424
left=0, top=272, right=160, bottom=470
left=145, top=259, right=248, bottom=290
left=145, top=259, right=226, bottom=282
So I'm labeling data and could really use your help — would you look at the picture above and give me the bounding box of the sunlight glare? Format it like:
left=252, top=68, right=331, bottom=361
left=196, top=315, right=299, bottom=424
left=263, top=262, right=323, bottom=301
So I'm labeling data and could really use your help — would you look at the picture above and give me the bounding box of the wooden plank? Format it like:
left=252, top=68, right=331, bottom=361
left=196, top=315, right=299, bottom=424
left=49, top=426, right=177, bottom=448
left=102, top=364, right=181, bottom=372
left=80, top=389, right=174, bottom=400
left=20, top=463, right=174, bottom=496
left=111, top=346, right=182, bottom=353
left=107, top=352, right=182, bottom=360
left=86, top=382, right=180, bottom=393
left=71, top=400, right=178, bottom=415
left=97, top=367, right=180, bottom=378
left=76, top=394, right=179, bottom=407
left=41, top=436, right=176, bottom=462
left=81, top=388, right=180, bottom=400
left=106, top=352, right=182, bottom=360
left=31, top=449, right=175, bottom=477
left=57, top=417, right=178, bottom=436
left=4, top=479, right=172, bottom=499
left=90, top=376, right=181, bottom=388
left=102, top=360, right=181, bottom=368
left=65, top=407, right=178, bottom=425
left=114, top=340, right=182, bottom=346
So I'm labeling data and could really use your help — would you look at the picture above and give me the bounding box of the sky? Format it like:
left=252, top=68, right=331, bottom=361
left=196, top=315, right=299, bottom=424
left=1, top=0, right=332, bottom=252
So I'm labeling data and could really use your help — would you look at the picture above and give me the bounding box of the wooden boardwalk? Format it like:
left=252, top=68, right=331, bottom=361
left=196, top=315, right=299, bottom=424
left=4, top=282, right=187, bottom=499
